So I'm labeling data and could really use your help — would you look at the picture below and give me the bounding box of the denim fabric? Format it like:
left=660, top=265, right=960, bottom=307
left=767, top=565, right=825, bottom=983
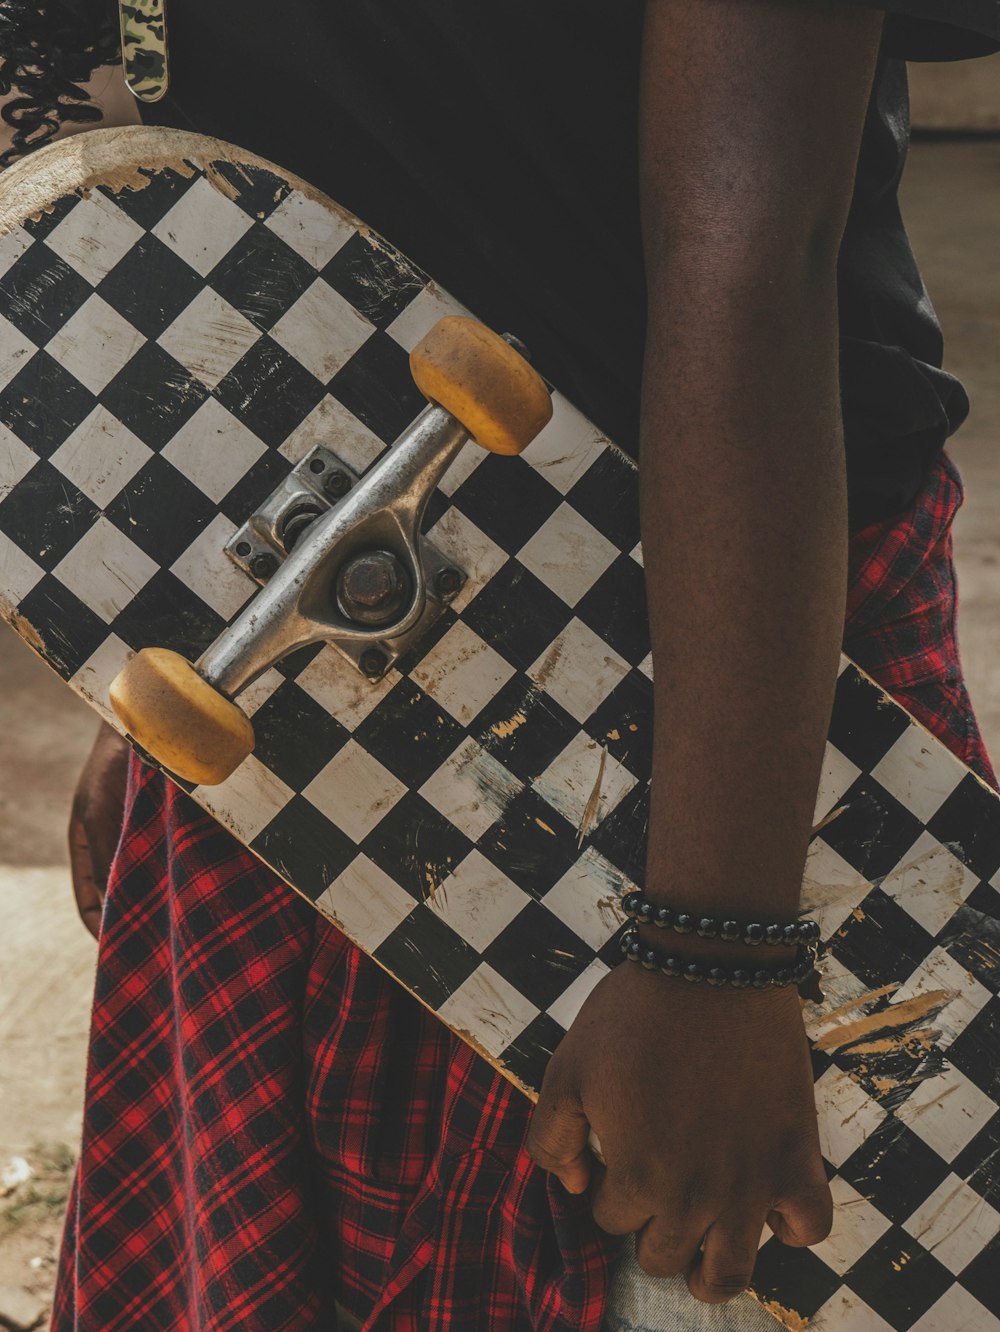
left=602, top=1238, right=781, bottom=1332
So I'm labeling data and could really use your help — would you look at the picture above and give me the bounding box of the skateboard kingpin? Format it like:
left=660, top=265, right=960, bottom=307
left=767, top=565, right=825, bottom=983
left=1, top=127, right=998, bottom=1330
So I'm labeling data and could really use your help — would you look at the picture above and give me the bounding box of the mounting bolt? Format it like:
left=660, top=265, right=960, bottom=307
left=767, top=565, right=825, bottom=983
left=360, top=648, right=388, bottom=679
left=435, top=567, right=462, bottom=599
left=323, top=469, right=352, bottom=500
left=250, top=551, right=279, bottom=582
left=235, top=541, right=252, bottom=558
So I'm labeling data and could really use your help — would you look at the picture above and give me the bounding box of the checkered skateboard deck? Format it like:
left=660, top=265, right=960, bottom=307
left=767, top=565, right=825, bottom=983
left=1, top=128, right=998, bottom=1330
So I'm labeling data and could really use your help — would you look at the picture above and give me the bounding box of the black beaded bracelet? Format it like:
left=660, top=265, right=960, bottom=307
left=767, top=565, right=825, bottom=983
left=618, top=925, right=816, bottom=990
left=620, top=891, right=820, bottom=949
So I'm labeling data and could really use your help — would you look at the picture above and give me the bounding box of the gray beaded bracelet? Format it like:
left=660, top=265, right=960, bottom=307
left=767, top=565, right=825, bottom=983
left=619, top=925, right=817, bottom=989
left=620, top=891, right=820, bottom=949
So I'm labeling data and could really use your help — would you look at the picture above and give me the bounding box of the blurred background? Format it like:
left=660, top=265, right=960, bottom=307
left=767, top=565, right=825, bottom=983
left=0, top=56, right=998, bottom=1332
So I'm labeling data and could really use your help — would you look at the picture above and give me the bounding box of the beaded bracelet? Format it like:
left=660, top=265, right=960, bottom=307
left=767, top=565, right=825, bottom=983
left=620, top=891, right=820, bottom=948
left=619, top=925, right=816, bottom=989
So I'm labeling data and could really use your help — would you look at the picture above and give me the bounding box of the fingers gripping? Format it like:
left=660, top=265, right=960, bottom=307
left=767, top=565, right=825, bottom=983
left=526, top=1075, right=593, bottom=1195
left=635, top=1216, right=706, bottom=1280
left=68, top=811, right=103, bottom=940
left=590, top=1162, right=658, bottom=1238
left=687, top=1221, right=765, bottom=1304
left=767, top=1179, right=834, bottom=1248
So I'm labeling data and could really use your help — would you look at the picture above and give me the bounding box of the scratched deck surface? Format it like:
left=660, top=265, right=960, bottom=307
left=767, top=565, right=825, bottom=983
left=0, top=129, right=998, bottom=1329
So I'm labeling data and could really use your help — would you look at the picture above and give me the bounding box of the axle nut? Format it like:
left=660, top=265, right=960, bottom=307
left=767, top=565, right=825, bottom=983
left=337, top=550, right=412, bottom=627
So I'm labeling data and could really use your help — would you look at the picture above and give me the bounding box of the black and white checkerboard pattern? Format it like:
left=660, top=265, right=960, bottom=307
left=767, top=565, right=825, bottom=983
left=1, top=142, right=998, bottom=1329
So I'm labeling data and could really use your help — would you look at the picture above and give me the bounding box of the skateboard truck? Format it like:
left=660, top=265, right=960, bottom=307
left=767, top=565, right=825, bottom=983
left=212, top=413, right=470, bottom=690
left=108, top=317, right=553, bottom=786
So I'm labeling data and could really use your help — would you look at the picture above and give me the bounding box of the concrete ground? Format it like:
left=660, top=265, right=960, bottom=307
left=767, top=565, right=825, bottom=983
left=0, top=137, right=997, bottom=1327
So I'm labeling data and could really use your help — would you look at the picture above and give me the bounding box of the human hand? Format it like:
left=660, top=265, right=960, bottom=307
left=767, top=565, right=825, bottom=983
left=68, top=722, right=130, bottom=939
left=526, top=960, right=831, bottom=1303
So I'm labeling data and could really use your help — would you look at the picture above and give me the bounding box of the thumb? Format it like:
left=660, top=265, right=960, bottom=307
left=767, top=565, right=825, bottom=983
left=526, top=1071, right=593, bottom=1195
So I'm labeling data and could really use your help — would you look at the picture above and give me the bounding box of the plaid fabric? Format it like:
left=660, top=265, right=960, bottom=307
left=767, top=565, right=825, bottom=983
left=844, top=451, right=996, bottom=785
left=52, top=451, right=996, bottom=1332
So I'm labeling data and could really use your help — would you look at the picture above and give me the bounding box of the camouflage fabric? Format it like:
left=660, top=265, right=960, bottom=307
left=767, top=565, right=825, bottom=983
left=119, top=0, right=169, bottom=102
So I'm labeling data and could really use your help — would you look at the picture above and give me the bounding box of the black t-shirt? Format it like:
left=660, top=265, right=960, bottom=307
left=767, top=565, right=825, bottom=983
left=142, top=0, right=999, bottom=530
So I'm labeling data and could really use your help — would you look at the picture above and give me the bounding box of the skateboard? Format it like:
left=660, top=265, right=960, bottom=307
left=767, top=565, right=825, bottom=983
left=1, top=127, right=998, bottom=1330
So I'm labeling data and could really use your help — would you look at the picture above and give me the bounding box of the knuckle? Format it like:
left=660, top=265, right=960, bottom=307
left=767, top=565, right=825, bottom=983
left=787, top=1184, right=834, bottom=1246
left=700, top=1273, right=751, bottom=1302
left=524, top=1129, right=564, bottom=1171
left=530, top=1147, right=571, bottom=1174
left=525, top=1122, right=582, bottom=1177
left=797, top=1204, right=834, bottom=1246
left=696, top=1218, right=760, bottom=1300
left=589, top=1193, right=618, bottom=1232
left=590, top=1192, right=634, bottom=1236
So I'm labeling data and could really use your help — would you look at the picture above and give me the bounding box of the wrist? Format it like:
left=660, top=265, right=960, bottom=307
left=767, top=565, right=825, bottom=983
left=642, top=877, right=803, bottom=922
left=643, top=840, right=807, bottom=922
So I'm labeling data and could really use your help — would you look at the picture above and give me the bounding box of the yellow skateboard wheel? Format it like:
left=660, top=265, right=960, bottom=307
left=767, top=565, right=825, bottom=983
left=409, top=316, right=552, bottom=456
left=109, top=648, right=254, bottom=786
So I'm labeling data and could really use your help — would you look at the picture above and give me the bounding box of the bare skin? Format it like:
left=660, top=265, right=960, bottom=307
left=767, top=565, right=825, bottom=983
left=61, top=0, right=887, bottom=1306
left=68, top=722, right=129, bottom=939
left=526, top=0, right=885, bottom=1303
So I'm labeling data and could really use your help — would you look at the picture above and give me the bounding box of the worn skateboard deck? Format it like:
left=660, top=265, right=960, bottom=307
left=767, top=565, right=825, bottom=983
left=1, top=128, right=998, bottom=1329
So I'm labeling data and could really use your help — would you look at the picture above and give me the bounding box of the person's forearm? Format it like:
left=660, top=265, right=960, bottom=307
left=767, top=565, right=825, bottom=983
left=640, top=246, right=846, bottom=926
left=530, top=4, right=882, bottom=1289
